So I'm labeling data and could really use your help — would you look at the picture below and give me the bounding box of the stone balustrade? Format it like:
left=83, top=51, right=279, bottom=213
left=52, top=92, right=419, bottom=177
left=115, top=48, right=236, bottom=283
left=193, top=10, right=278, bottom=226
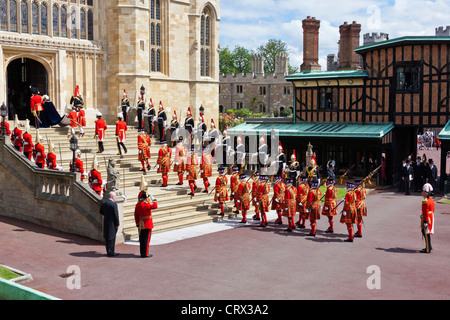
left=0, top=136, right=126, bottom=243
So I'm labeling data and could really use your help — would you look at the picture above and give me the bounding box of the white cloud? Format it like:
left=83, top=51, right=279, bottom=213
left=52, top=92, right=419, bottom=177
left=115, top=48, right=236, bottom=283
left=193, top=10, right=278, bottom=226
left=220, top=0, right=450, bottom=71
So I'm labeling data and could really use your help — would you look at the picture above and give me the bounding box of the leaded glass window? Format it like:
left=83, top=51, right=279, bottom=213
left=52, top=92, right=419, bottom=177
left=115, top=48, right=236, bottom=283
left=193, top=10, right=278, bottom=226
left=87, top=9, right=93, bottom=40
left=52, top=4, right=59, bottom=36
left=0, top=0, right=6, bottom=31
left=200, top=8, right=212, bottom=77
left=70, top=6, right=76, bottom=38
left=40, top=2, right=47, bottom=35
left=61, top=5, right=67, bottom=37
left=80, top=8, right=86, bottom=39
left=9, top=0, right=17, bottom=32
left=20, top=0, right=27, bottom=33
left=31, top=1, right=38, bottom=34
left=150, top=0, right=163, bottom=73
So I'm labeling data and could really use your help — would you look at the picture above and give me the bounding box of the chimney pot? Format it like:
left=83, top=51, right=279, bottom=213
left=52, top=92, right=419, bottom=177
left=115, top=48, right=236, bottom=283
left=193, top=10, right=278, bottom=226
left=301, top=16, right=321, bottom=72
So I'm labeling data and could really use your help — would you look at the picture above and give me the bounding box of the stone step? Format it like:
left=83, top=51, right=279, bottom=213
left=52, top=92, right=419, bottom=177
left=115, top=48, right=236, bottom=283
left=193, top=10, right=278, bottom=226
left=20, top=125, right=242, bottom=236
left=122, top=207, right=237, bottom=239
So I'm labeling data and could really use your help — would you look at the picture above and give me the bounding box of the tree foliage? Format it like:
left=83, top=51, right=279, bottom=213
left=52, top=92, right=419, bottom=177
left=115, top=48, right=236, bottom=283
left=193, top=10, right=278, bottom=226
left=219, top=46, right=253, bottom=74
left=220, top=39, right=298, bottom=75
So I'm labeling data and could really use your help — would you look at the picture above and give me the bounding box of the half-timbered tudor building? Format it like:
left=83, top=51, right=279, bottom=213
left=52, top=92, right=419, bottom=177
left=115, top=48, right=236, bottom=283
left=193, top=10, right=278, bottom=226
left=229, top=17, right=450, bottom=188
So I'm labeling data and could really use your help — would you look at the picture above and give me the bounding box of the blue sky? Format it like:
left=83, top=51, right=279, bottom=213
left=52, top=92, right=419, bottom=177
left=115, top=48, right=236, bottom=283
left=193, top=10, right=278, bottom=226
left=219, top=0, right=450, bottom=70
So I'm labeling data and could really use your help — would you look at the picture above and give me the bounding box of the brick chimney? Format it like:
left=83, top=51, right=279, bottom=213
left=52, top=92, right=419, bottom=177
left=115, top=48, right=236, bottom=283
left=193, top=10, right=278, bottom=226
left=301, top=16, right=321, bottom=72
left=338, top=21, right=361, bottom=70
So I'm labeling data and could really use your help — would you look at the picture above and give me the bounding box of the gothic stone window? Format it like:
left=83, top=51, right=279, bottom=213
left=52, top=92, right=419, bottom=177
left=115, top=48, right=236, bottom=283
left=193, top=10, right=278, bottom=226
left=200, top=8, right=211, bottom=77
left=0, top=0, right=94, bottom=39
left=150, top=0, right=162, bottom=73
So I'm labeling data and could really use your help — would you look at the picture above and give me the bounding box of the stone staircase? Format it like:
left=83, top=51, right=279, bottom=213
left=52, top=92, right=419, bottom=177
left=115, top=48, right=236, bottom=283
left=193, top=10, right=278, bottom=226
left=35, top=124, right=236, bottom=240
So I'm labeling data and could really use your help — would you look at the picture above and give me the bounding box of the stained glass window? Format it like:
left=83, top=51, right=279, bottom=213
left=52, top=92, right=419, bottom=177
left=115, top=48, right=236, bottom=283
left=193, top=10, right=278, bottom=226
left=87, top=9, right=93, bottom=40
left=40, top=2, right=47, bottom=35
left=200, top=48, right=204, bottom=77
left=200, top=8, right=212, bottom=77
left=9, top=0, right=17, bottom=32
left=151, top=23, right=155, bottom=45
left=53, top=4, right=59, bottom=37
left=31, top=1, right=38, bottom=34
left=70, top=6, right=76, bottom=38
left=0, top=0, right=6, bottom=31
left=151, top=49, right=155, bottom=72
left=205, top=17, right=210, bottom=46
left=156, top=49, right=161, bottom=72
left=21, top=0, right=27, bottom=33
left=150, top=1, right=163, bottom=73
left=61, top=5, right=67, bottom=37
left=156, top=23, right=160, bottom=46
left=80, top=8, right=86, bottom=39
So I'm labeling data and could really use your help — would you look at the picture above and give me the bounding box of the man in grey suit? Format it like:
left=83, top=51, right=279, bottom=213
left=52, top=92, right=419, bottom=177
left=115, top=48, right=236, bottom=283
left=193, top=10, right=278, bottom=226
left=99, top=192, right=120, bottom=257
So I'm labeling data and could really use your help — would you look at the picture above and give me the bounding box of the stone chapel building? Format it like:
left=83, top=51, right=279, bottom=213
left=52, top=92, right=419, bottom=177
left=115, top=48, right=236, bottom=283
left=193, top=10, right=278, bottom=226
left=0, top=0, right=220, bottom=125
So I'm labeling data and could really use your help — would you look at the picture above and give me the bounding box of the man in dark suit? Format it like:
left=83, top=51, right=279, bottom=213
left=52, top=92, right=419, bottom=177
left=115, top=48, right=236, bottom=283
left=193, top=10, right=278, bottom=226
left=404, top=160, right=414, bottom=195
left=426, top=159, right=438, bottom=195
left=398, top=159, right=406, bottom=192
left=413, top=156, right=424, bottom=192
left=99, top=192, right=120, bottom=257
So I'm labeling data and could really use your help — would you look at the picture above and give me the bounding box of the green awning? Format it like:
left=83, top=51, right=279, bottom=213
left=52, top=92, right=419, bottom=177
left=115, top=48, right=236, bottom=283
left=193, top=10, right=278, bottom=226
left=285, top=69, right=369, bottom=81
left=227, top=121, right=395, bottom=139
left=438, top=120, right=450, bottom=140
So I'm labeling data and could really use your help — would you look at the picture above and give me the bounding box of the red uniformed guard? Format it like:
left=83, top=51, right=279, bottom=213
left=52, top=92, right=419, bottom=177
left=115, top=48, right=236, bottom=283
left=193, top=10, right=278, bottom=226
left=421, top=183, right=435, bottom=253
left=11, top=115, right=23, bottom=152
left=283, top=177, right=297, bottom=232
left=200, top=147, right=213, bottom=193
left=296, top=176, right=310, bottom=228
left=236, top=173, right=251, bottom=223
left=306, top=180, right=322, bottom=237
left=30, top=85, right=43, bottom=129
left=89, top=156, right=103, bottom=196
left=70, top=149, right=88, bottom=182
left=173, top=137, right=187, bottom=185
left=230, top=166, right=240, bottom=214
left=271, top=175, right=286, bottom=225
left=251, top=172, right=261, bottom=221
left=134, top=188, right=158, bottom=258
left=354, top=179, right=367, bottom=238
left=157, top=140, right=172, bottom=187
left=0, top=117, right=11, bottom=136
left=33, top=132, right=46, bottom=169
left=257, top=175, right=271, bottom=228
left=77, top=105, right=86, bottom=137
left=340, top=182, right=358, bottom=242
left=67, top=106, right=79, bottom=136
left=186, top=147, right=198, bottom=196
left=138, top=129, right=152, bottom=172
left=321, top=178, right=338, bottom=233
left=214, top=166, right=229, bottom=216
left=115, top=113, right=128, bottom=156
left=46, top=140, right=63, bottom=170
left=22, top=120, right=34, bottom=161
left=95, top=112, right=107, bottom=153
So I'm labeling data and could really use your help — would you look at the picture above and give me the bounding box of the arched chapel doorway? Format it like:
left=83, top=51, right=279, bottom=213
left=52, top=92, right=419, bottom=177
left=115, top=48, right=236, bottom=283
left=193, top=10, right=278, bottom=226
left=6, top=58, right=48, bottom=121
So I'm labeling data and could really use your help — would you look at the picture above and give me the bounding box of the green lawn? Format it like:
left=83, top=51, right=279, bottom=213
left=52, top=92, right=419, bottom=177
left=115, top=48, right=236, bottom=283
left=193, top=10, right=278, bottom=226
left=0, top=266, right=20, bottom=280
